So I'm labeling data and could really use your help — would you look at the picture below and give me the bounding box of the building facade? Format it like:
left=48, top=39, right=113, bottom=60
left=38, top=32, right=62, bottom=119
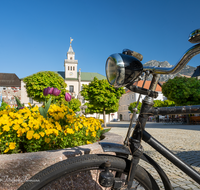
left=20, top=40, right=117, bottom=122
left=118, top=80, right=165, bottom=121
left=0, top=73, right=21, bottom=106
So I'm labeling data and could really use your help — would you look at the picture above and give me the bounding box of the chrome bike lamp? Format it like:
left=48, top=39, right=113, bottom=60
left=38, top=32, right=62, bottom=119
left=106, top=53, right=143, bottom=88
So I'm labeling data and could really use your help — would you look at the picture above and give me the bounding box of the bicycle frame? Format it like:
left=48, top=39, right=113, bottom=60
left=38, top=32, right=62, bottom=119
left=104, top=38, right=200, bottom=189
left=100, top=74, right=200, bottom=190
left=129, top=74, right=200, bottom=187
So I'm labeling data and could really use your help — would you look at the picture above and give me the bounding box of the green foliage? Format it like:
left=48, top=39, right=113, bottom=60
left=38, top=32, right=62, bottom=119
left=39, top=97, right=52, bottom=119
left=68, top=98, right=81, bottom=112
left=128, top=102, right=142, bottom=114
left=81, top=77, right=125, bottom=114
left=162, top=76, right=200, bottom=106
left=0, top=101, right=8, bottom=111
left=23, top=71, right=67, bottom=103
left=0, top=104, right=104, bottom=154
left=153, top=100, right=175, bottom=107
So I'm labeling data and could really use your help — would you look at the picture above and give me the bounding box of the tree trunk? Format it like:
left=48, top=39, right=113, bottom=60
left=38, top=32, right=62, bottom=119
left=103, top=108, right=106, bottom=127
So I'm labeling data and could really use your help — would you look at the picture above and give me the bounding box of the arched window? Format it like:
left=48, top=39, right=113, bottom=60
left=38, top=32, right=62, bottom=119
left=73, top=66, right=75, bottom=71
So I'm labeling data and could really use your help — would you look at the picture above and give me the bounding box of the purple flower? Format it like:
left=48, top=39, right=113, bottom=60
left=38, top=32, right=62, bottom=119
left=49, top=87, right=54, bottom=94
left=19, top=107, right=25, bottom=109
left=52, top=88, right=61, bottom=96
left=43, top=87, right=50, bottom=96
left=65, top=92, right=71, bottom=102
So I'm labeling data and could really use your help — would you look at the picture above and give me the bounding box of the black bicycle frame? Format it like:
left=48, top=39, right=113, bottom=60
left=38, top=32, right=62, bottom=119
left=130, top=76, right=200, bottom=185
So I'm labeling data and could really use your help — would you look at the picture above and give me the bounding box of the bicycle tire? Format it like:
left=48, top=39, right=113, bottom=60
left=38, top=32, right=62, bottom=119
left=17, top=154, right=159, bottom=190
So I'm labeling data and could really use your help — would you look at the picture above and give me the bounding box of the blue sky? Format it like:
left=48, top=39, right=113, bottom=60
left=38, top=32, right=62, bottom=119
left=1, top=0, right=200, bottom=79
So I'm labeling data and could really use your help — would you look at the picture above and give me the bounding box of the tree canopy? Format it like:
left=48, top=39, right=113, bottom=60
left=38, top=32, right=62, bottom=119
left=81, top=77, right=125, bottom=125
left=153, top=100, right=175, bottom=107
left=162, top=76, right=200, bottom=106
left=23, top=71, right=67, bottom=103
left=128, top=102, right=142, bottom=114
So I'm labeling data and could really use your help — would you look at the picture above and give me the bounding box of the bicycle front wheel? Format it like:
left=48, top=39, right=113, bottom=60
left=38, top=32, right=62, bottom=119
left=18, top=154, right=159, bottom=190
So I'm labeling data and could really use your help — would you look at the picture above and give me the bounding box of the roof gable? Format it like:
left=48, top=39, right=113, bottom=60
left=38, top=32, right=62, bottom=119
left=0, top=73, right=21, bottom=87
left=132, top=80, right=163, bottom=92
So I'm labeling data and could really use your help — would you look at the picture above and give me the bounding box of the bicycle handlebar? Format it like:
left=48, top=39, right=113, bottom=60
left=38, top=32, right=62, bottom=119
left=143, top=43, right=200, bottom=75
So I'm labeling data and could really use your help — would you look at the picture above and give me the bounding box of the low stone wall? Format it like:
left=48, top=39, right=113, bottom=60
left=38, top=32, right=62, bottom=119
left=0, top=132, right=123, bottom=190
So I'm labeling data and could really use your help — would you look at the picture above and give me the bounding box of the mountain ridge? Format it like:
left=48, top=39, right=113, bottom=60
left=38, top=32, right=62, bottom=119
left=143, top=60, right=196, bottom=82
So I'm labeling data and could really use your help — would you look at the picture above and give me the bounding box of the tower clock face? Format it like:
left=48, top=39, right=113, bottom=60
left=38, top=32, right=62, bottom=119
left=69, top=72, right=73, bottom=76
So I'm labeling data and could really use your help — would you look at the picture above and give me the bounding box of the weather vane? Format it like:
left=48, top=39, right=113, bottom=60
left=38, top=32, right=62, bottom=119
left=70, top=37, right=73, bottom=45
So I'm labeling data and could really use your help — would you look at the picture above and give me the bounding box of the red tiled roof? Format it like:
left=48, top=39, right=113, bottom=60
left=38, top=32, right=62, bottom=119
left=126, top=80, right=163, bottom=93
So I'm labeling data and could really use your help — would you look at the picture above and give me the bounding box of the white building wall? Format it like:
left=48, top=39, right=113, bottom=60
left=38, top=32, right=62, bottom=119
left=118, top=91, right=164, bottom=121
left=21, top=81, right=42, bottom=106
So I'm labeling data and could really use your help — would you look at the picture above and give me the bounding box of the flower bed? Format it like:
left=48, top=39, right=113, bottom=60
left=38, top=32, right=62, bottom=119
left=0, top=104, right=105, bottom=154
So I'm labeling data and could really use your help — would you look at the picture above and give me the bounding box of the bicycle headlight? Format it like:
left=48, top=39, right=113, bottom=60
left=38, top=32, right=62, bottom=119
left=106, top=53, right=143, bottom=88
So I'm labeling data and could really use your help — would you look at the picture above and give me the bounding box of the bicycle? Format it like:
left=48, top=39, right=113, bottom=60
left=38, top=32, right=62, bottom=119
left=18, top=29, right=200, bottom=190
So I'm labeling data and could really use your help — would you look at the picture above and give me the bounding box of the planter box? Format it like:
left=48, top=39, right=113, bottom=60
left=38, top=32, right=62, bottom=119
left=0, top=132, right=123, bottom=190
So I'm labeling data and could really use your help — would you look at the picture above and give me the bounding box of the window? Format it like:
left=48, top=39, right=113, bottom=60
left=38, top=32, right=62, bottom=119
left=68, top=66, right=70, bottom=70
left=69, top=85, right=74, bottom=93
left=70, top=66, right=72, bottom=70
left=82, top=99, right=85, bottom=104
left=29, top=98, right=33, bottom=104
left=73, top=66, right=75, bottom=71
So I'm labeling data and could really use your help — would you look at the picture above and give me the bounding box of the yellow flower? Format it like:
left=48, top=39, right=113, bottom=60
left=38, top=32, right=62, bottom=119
left=9, top=142, right=16, bottom=150
left=26, top=130, right=34, bottom=140
left=87, top=141, right=92, bottom=144
left=45, top=137, right=51, bottom=143
left=21, top=122, right=28, bottom=128
left=4, top=147, right=10, bottom=153
left=17, top=129, right=23, bottom=137
left=55, top=122, right=61, bottom=131
left=67, top=128, right=75, bottom=134
left=3, top=125, right=10, bottom=132
left=92, top=131, right=96, bottom=138
left=39, top=132, right=45, bottom=137
left=33, top=133, right=40, bottom=139
left=13, top=124, right=20, bottom=130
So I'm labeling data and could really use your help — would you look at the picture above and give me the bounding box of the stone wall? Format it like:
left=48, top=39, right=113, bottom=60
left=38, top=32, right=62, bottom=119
left=0, top=87, right=21, bottom=106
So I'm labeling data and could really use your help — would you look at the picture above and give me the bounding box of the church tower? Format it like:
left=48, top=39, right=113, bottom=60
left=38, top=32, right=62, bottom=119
left=64, top=37, right=78, bottom=79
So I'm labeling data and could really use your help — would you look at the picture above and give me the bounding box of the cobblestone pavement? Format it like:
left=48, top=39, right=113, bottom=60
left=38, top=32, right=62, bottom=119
left=108, top=122, right=200, bottom=190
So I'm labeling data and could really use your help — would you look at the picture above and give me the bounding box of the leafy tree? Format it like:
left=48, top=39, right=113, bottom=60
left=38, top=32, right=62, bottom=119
left=23, top=71, right=67, bottom=103
left=81, top=77, right=125, bottom=127
left=162, top=76, right=200, bottom=106
left=128, top=102, right=142, bottom=114
left=68, top=98, right=81, bottom=112
left=153, top=100, right=175, bottom=107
